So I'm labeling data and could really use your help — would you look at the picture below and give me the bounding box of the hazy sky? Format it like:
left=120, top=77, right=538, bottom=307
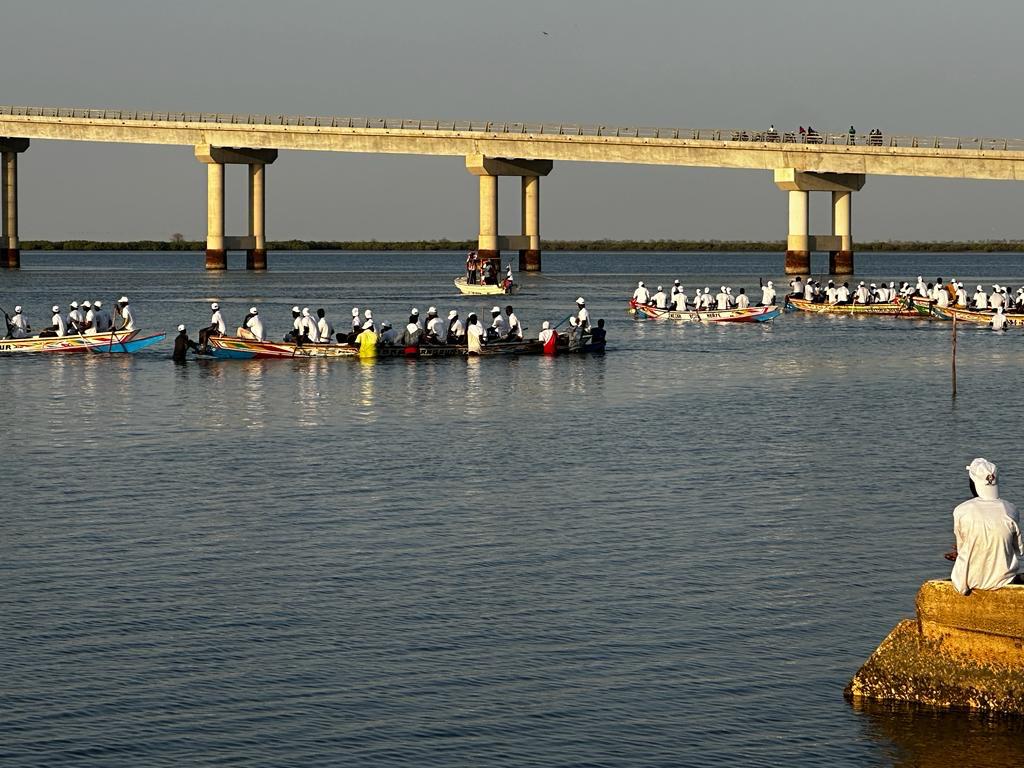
left=5, top=0, right=1024, bottom=242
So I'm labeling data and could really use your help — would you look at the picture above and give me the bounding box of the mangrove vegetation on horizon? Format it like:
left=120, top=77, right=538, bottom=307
left=18, top=238, right=1024, bottom=253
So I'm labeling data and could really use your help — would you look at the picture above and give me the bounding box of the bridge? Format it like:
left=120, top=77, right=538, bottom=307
left=3, top=105, right=1024, bottom=273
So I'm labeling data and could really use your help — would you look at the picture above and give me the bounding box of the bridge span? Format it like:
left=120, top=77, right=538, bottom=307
left=2, top=106, right=1024, bottom=273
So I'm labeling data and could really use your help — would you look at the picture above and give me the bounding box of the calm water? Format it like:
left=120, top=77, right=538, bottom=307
left=3, top=250, right=1024, bottom=767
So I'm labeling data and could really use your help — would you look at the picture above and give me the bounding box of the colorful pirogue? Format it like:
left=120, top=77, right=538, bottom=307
left=629, top=300, right=780, bottom=323
left=930, top=305, right=1024, bottom=326
left=784, top=296, right=924, bottom=317
left=0, top=329, right=165, bottom=355
left=206, top=335, right=604, bottom=360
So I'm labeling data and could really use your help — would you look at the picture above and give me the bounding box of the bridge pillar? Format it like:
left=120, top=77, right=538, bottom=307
left=0, top=139, right=29, bottom=269
left=477, top=173, right=499, bottom=265
left=195, top=146, right=278, bottom=270
left=205, top=162, right=226, bottom=270
left=775, top=169, right=865, bottom=276
left=520, top=175, right=541, bottom=271
left=247, top=163, right=266, bottom=270
left=785, top=190, right=810, bottom=275
left=830, top=190, right=854, bottom=274
left=466, top=155, right=552, bottom=273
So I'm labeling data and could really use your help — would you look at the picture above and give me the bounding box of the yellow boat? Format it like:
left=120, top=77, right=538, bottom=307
left=454, top=277, right=517, bottom=295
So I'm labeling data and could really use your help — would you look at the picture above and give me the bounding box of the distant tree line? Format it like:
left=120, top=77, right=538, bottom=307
left=18, top=238, right=1024, bottom=253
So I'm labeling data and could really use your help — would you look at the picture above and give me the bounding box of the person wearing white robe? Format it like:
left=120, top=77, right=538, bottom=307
left=836, top=283, right=851, bottom=304
left=246, top=307, right=267, bottom=341
left=825, top=282, right=838, bottom=304
left=7, top=306, right=30, bottom=338
left=316, top=309, right=333, bottom=342
left=955, top=283, right=968, bottom=307
left=692, top=288, right=702, bottom=308
left=446, top=310, right=465, bottom=343
left=950, top=458, right=1023, bottom=595
left=632, top=281, right=651, bottom=304
left=504, top=305, right=523, bottom=340
left=538, top=320, right=557, bottom=344
left=490, top=306, right=510, bottom=339
left=114, top=297, right=136, bottom=331
left=426, top=307, right=446, bottom=342
left=853, top=282, right=869, bottom=304
left=66, top=301, right=83, bottom=333
left=789, top=277, right=803, bottom=297
left=575, top=298, right=591, bottom=332
left=992, top=307, right=1008, bottom=331
left=760, top=281, right=776, bottom=306
left=466, top=313, right=485, bottom=354
left=990, top=287, right=1004, bottom=310
left=936, top=288, right=950, bottom=308
left=673, top=288, right=689, bottom=311
left=700, top=288, right=714, bottom=310
left=350, top=308, right=361, bottom=336
left=715, top=287, right=729, bottom=310
left=40, top=305, right=66, bottom=337
left=973, top=286, right=988, bottom=310
left=803, top=281, right=814, bottom=301
left=652, top=286, right=668, bottom=310
left=735, top=289, right=750, bottom=309
left=81, top=301, right=96, bottom=334
left=301, top=308, right=321, bottom=342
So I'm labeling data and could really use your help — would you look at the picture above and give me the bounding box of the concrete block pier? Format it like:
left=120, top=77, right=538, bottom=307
left=195, top=145, right=277, bottom=270
left=846, top=580, right=1024, bottom=714
left=466, top=155, right=552, bottom=272
left=775, top=169, right=865, bottom=275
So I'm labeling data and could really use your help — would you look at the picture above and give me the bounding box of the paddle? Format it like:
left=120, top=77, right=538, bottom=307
left=0, top=304, right=12, bottom=339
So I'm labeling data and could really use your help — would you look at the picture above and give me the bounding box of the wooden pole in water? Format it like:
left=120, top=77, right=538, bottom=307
left=952, top=311, right=958, bottom=398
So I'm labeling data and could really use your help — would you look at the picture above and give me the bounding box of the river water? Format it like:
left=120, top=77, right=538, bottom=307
left=3, top=250, right=1024, bottom=767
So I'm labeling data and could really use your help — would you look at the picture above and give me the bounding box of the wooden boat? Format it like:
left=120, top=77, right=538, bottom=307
left=0, top=329, right=164, bottom=354
left=629, top=300, right=780, bottom=323
left=784, top=297, right=920, bottom=317
left=454, top=276, right=518, bottom=295
left=207, top=336, right=360, bottom=359
left=930, top=305, right=1024, bottom=326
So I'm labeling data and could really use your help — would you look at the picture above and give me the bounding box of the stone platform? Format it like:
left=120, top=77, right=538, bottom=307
left=846, top=579, right=1024, bottom=713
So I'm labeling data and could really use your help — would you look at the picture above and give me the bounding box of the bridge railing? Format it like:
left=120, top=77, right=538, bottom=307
left=2, top=105, right=1023, bottom=153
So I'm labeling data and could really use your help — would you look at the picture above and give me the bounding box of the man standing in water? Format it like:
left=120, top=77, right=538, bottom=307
left=947, top=458, right=1023, bottom=595
left=172, top=324, right=200, bottom=362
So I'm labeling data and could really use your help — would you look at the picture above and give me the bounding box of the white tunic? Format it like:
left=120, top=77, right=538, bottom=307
left=761, top=286, right=776, bottom=305
left=116, top=306, right=136, bottom=331
left=317, top=317, right=333, bottom=342
left=51, top=312, right=67, bottom=336
left=973, top=291, right=988, bottom=310
left=302, top=315, right=321, bottom=342
left=715, top=292, right=729, bottom=310
left=491, top=314, right=509, bottom=338
left=736, top=293, right=750, bottom=309
left=247, top=315, right=267, bottom=342
left=9, top=313, right=29, bottom=338
left=673, top=292, right=688, bottom=310
left=951, top=497, right=1022, bottom=594
left=632, top=286, right=651, bottom=303
left=506, top=312, right=523, bottom=339
left=803, top=283, right=814, bottom=301
left=576, top=306, right=591, bottom=331
left=992, top=312, right=1008, bottom=331
left=652, top=291, right=668, bottom=309
left=83, top=309, right=97, bottom=334
left=467, top=322, right=484, bottom=353
left=211, top=310, right=226, bottom=334
left=427, top=315, right=446, bottom=340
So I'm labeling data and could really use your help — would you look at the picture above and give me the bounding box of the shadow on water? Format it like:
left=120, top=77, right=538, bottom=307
left=852, top=699, right=1024, bottom=768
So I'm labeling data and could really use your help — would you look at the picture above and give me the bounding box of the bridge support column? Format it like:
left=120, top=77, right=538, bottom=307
left=785, top=190, right=810, bottom=275
left=477, top=173, right=499, bottom=265
left=195, top=145, right=278, bottom=271
left=205, top=162, right=226, bottom=270
left=830, top=190, right=853, bottom=274
left=519, top=175, right=541, bottom=271
left=0, top=140, right=29, bottom=268
left=247, top=163, right=266, bottom=270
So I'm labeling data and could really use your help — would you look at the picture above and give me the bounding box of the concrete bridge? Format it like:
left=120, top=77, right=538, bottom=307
left=3, top=105, right=1024, bottom=273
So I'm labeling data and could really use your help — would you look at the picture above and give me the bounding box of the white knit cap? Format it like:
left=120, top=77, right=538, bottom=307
left=177, top=324, right=186, bottom=331
left=211, top=302, right=219, bottom=310
left=966, top=458, right=998, bottom=487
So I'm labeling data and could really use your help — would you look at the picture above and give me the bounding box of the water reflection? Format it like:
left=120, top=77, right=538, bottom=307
left=242, top=360, right=267, bottom=431
left=296, top=359, right=327, bottom=427
left=852, top=699, right=1024, bottom=768
left=355, top=357, right=377, bottom=422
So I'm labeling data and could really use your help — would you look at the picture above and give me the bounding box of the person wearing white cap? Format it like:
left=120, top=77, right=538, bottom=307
left=283, top=306, right=302, bottom=343
left=652, top=285, right=668, bottom=310
left=400, top=312, right=422, bottom=347
left=537, top=319, right=556, bottom=344
left=424, top=307, right=445, bottom=343
left=700, top=287, right=714, bottom=310
left=632, top=281, right=651, bottom=305
left=489, top=305, right=509, bottom=340
left=947, top=458, right=1023, bottom=595
left=114, top=296, right=136, bottom=332
left=575, top=297, right=591, bottom=332
left=789, top=276, right=803, bottom=297
left=854, top=282, right=869, bottom=305
left=5, top=305, right=30, bottom=338
left=242, top=307, right=266, bottom=342
left=350, top=307, right=361, bottom=338
left=80, top=301, right=97, bottom=334
left=316, top=308, right=333, bottom=343
left=379, top=320, right=399, bottom=346
left=955, top=282, right=967, bottom=307
left=566, top=315, right=582, bottom=350
left=990, top=286, right=1004, bottom=311
left=670, top=279, right=682, bottom=303
left=759, top=280, right=775, bottom=307
left=972, top=285, right=988, bottom=310
left=715, top=286, right=729, bottom=310
left=465, top=312, right=484, bottom=354
left=672, top=285, right=689, bottom=311
left=935, top=283, right=950, bottom=308
left=504, top=305, right=523, bottom=340
left=410, top=307, right=423, bottom=330
left=173, top=324, right=200, bottom=362
left=66, top=301, right=83, bottom=333
left=300, top=307, right=321, bottom=343
left=355, top=319, right=378, bottom=358
left=39, top=305, right=66, bottom=338
left=92, top=300, right=112, bottom=332
left=445, top=310, right=465, bottom=344
left=199, top=302, right=226, bottom=351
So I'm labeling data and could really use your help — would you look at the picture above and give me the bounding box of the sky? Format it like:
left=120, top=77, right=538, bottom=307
left=4, top=0, right=1024, bottom=242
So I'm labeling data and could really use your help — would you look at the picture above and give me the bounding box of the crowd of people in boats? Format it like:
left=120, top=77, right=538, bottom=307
left=631, top=280, right=777, bottom=310
left=2, top=296, right=137, bottom=339
left=175, top=297, right=606, bottom=360
left=783, top=274, right=1024, bottom=312
left=464, top=251, right=515, bottom=289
